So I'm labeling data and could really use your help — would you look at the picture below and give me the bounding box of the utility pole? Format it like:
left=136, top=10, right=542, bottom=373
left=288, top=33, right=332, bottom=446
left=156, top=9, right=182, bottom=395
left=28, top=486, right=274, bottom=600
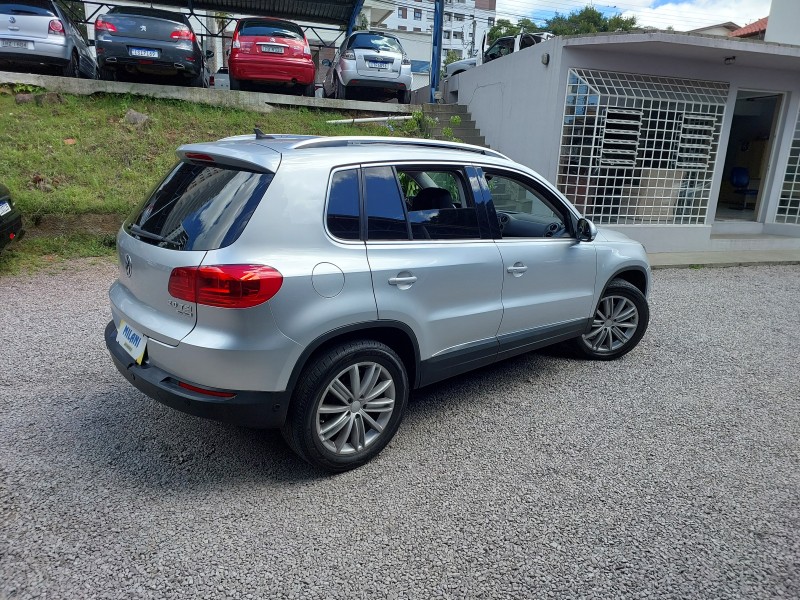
left=429, top=0, right=444, bottom=103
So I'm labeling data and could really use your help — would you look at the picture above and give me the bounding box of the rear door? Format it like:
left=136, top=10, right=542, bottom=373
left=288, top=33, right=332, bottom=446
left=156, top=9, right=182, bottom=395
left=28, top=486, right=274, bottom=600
left=362, top=163, right=503, bottom=382
left=110, top=160, right=275, bottom=345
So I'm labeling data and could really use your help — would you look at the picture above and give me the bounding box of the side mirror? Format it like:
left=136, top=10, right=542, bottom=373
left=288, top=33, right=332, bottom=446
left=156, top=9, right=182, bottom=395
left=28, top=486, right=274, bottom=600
left=321, top=59, right=332, bottom=67
left=205, top=50, right=214, bottom=59
left=576, top=217, right=597, bottom=242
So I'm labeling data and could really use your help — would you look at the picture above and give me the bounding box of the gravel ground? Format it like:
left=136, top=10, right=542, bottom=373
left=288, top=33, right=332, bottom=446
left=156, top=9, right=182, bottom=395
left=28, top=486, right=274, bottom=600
left=1, top=259, right=798, bottom=599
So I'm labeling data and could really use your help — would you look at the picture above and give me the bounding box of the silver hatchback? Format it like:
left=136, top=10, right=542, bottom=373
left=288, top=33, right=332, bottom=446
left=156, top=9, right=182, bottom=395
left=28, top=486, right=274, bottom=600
left=105, top=134, right=651, bottom=471
left=322, top=31, right=413, bottom=103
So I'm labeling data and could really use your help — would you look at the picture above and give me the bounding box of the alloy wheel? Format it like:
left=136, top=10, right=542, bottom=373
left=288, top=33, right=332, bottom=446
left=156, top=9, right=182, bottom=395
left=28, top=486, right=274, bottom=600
left=582, top=294, right=639, bottom=354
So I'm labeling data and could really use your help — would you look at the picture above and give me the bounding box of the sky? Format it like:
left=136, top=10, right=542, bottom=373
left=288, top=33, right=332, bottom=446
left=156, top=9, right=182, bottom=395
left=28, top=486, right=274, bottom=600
left=496, top=0, right=772, bottom=32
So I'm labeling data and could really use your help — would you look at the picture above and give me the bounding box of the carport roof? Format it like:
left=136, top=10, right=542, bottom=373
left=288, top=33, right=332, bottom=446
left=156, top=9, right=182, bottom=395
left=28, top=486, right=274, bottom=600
left=145, top=0, right=361, bottom=27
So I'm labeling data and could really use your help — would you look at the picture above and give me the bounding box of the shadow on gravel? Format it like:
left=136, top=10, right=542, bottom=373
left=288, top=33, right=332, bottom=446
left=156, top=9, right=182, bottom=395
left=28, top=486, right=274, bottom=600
left=69, top=385, right=327, bottom=488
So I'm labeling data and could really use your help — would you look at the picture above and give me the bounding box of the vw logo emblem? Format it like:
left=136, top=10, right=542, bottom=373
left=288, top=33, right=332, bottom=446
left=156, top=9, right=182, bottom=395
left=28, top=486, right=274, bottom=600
left=9, top=16, right=16, bottom=23
left=124, top=254, right=133, bottom=277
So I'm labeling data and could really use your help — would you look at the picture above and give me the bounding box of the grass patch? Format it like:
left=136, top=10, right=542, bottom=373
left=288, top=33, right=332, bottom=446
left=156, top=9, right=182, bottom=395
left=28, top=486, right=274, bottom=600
left=0, top=233, right=116, bottom=275
left=0, top=91, right=395, bottom=273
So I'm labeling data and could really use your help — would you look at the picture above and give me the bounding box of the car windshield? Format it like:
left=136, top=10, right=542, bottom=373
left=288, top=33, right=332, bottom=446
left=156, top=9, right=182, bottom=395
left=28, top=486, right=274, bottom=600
left=0, top=1, right=56, bottom=16
left=238, top=20, right=303, bottom=39
left=348, top=33, right=403, bottom=53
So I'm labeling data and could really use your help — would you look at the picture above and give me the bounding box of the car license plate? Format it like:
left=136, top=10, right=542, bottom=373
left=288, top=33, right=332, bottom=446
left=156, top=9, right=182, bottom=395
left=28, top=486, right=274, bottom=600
left=1, top=39, right=31, bottom=49
left=116, top=320, right=148, bottom=365
left=261, top=45, right=284, bottom=54
left=368, top=61, right=389, bottom=69
left=129, top=47, right=159, bottom=58
left=0, top=201, right=10, bottom=216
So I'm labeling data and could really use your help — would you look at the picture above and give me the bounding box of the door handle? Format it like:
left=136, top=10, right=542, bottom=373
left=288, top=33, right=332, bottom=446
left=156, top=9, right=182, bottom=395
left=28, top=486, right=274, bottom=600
left=506, top=263, right=528, bottom=275
left=388, top=276, right=417, bottom=286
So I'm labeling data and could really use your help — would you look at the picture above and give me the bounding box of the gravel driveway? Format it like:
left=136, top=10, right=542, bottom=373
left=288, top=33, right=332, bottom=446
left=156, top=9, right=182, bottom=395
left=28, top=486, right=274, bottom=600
left=1, top=260, right=798, bottom=599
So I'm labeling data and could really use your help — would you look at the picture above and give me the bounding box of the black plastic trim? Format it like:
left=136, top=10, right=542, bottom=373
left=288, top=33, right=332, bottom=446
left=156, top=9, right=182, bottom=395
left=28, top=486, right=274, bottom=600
left=602, top=266, right=650, bottom=297
left=496, top=319, right=589, bottom=362
left=105, top=321, right=289, bottom=429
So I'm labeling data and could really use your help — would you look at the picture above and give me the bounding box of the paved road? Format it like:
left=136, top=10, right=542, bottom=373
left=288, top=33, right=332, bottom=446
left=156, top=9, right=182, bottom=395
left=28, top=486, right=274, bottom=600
left=1, top=260, right=798, bottom=599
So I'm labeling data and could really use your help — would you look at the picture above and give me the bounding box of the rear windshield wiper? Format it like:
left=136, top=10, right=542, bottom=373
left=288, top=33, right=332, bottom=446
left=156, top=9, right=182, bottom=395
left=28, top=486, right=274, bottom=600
left=128, top=224, right=182, bottom=248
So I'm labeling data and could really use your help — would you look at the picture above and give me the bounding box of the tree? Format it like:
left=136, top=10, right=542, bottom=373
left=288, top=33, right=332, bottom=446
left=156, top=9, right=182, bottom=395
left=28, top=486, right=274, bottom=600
left=546, top=6, right=636, bottom=37
left=487, top=5, right=636, bottom=44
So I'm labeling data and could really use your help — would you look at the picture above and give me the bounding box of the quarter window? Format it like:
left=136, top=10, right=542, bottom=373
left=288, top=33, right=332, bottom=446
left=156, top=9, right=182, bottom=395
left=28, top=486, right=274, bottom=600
left=365, top=167, right=409, bottom=240
left=326, top=169, right=361, bottom=240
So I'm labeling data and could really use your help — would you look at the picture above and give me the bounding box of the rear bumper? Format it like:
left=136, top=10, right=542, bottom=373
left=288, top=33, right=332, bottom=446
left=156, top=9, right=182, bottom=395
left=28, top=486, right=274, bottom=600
left=0, top=211, right=24, bottom=250
left=229, top=55, right=314, bottom=85
left=97, top=43, right=202, bottom=76
left=0, top=46, right=69, bottom=66
left=105, top=321, right=290, bottom=428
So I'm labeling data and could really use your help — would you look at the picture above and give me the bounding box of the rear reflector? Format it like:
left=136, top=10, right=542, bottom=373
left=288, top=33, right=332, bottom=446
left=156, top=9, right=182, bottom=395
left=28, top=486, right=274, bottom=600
left=169, top=264, right=283, bottom=309
left=178, top=381, right=236, bottom=398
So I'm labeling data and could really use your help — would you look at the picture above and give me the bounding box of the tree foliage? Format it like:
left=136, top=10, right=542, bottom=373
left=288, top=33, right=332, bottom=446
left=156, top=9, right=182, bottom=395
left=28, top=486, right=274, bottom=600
left=487, top=5, right=637, bottom=44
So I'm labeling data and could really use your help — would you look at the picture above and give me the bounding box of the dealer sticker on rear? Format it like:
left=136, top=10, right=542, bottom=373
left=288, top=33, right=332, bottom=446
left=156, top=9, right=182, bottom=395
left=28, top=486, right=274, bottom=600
left=116, top=320, right=147, bottom=365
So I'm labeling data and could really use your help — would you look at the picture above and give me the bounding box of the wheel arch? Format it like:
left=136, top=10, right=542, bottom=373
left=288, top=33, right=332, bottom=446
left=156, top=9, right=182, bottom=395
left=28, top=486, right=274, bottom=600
left=602, top=266, right=649, bottom=297
left=287, top=321, right=421, bottom=394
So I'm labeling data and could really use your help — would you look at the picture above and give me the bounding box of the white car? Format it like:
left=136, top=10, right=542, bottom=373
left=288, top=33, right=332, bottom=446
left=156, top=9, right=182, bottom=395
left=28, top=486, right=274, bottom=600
left=211, top=66, right=229, bottom=89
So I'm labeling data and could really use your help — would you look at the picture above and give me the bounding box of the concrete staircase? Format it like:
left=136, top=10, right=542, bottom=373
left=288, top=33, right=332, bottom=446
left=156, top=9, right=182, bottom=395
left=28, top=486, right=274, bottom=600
left=422, top=103, right=486, bottom=147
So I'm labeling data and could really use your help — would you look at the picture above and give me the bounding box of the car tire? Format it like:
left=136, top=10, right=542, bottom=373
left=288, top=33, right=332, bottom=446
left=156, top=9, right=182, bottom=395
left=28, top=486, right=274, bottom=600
left=302, top=82, right=315, bottom=97
left=98, top=66, right=116, bottom=81
left=281, top=340, right=409, bottom=472
left=63, top=50, right=79, bottom=78
left=397, top=89, right=410, bottom=104
left=572, top=278, right=649, bottom=360
left=335, top=78, right=348, bottom=101
left=229, top=76, right=240, bottom=91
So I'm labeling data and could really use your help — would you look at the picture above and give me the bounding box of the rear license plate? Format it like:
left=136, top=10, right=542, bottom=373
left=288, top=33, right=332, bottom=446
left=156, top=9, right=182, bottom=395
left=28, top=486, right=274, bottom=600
left=368, top=61, right=389, bottom=69
left=0, top=201, right=10, bottom=216
left=129, top=47, right=159, bottom=58
left=261, top=45, right=284, bottom=54
left=1, top=39, right=31, bottom=49
left=116, top=320, right=148, bottom=365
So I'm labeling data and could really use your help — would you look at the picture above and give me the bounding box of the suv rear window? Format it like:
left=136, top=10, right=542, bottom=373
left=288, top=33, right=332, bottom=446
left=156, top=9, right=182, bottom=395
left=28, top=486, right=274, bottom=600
left=348, top=33, right=403, bottom=53
left=126, top=163, right=273, bottom=251
left=238, top=19, right=303, bottom=39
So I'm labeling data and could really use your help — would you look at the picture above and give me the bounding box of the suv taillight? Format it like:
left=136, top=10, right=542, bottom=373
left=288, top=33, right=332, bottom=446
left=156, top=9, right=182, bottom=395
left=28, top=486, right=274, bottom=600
left=169, top=265, right=283, bottom=309
left=232, top=31, right=241, bottom=49
left=342, top=50, right=355, bottom=60
left=401, top=54, right=411, bottom=66
left=170, top=27, right=196, bottom=42
left=48, top=19, right=65, bottom=35
left=94, top=18, right=116, bottom=33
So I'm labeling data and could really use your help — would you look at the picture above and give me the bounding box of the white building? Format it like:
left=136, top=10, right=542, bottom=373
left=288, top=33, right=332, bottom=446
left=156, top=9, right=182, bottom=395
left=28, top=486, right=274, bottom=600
left=371, top=0, right=496, bottom=60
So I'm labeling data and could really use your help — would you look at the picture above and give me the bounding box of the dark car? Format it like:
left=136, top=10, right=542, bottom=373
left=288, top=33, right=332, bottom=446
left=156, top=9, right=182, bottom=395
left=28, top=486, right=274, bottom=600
left=0, top=0, right=96, bottom=78
left=0, top=183, right=24, bottom=252
left=94, top=6, right=212, bottom=86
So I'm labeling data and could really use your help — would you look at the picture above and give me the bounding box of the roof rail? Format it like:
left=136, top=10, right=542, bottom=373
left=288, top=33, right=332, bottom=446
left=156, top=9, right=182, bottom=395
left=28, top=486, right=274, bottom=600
left=290, top=136, right=510, bottom=160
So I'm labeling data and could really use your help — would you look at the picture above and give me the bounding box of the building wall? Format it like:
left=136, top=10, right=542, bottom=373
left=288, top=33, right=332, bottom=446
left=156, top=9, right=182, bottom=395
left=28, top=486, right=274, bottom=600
left=765, top=0, right=800, bottom=46
left=454, top=36, right=800, bottom=251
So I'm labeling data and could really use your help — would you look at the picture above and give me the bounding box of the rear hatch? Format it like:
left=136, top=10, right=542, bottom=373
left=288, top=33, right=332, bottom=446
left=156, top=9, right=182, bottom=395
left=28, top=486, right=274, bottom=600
left=234, top=18, right=308, bottom=59
left=0, top=1, right=58, bottom=45
left=349, top=33, right=402, bottom=79
left=112, top=143, right=279, bottom=345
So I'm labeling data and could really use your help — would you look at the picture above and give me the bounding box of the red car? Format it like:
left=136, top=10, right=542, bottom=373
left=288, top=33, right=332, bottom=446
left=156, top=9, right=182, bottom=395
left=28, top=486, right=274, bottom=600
left=228, top=17, right=315, bottom=96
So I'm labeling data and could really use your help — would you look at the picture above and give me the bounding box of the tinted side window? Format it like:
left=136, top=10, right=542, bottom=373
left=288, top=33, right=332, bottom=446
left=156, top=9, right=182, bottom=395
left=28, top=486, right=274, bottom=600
left=485, top=171, right=570, bottom=239
left=365, top=166, right=409, bottom=240
left=327, top=169, right=361, bottom=240
left=400, top=168, right=481, bottom=240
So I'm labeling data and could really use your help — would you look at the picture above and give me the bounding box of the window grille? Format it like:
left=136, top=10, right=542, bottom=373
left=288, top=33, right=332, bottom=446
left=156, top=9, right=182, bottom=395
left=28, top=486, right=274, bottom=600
left=776, top=111, right=800, bottom=225
left=558, top=69, right=728, bottom=226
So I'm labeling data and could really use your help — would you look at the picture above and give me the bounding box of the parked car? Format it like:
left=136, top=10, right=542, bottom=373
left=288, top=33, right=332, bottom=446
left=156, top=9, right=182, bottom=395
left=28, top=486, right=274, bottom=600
left=94, top=6, right=212, bottom=87
left=228, top=17, right=314, bottom=96
left=105, top=134, right=651, bottom=472
left=322, top=30, right=412, bottom=103
left=445, top=32, right=555, bottom=79
left=210, top=65, right=229, bottom=89
left=0, top=0, right=96, bottom=78
left=0, top=183, right=24, bottom=252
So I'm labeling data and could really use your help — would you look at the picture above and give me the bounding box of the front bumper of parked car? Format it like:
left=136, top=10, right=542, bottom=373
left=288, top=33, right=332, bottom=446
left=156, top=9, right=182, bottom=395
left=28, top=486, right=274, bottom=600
left=104, top=321, right=290, bottom=428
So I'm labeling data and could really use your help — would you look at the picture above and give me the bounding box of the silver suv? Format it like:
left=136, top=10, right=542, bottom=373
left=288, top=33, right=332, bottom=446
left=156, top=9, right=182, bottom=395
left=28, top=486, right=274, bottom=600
left=105, top=134, right=651, bottom=471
